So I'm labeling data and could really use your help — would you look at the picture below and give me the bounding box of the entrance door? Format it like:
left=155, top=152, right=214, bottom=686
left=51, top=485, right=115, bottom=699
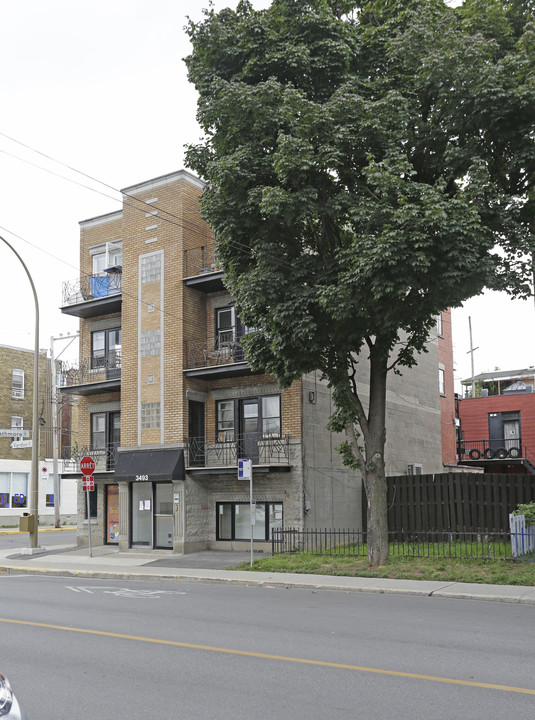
left=188, top=400, right=205, bottom=466
left=131, top=482, right=152, bottom=546
left=154, top=484, right=173, bottom=549
left=240, top=398, right=260, bottom=463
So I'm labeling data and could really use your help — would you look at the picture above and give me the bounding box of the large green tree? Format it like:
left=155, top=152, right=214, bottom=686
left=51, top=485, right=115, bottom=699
left=185, top=0, right=533, bottom=565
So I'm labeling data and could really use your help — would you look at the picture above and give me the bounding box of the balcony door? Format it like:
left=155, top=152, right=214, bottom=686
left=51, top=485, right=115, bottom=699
left=91, top=411, right=120, bottom=471
left=239, top=398, right=260, bottom=463
left=91, top=327, right=121, bottom=378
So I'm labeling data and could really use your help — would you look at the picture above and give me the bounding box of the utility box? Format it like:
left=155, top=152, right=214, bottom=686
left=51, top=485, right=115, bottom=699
left=19, top=513, right=35, bottom=533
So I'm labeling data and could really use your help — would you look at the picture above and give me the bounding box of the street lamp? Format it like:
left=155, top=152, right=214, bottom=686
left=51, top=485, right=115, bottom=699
left=0, top=235, right=40, bottom=550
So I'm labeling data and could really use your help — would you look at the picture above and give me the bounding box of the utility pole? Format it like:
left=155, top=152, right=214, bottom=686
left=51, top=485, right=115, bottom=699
left=0, top=235, right=40, bottom=551
left=467, top=316, right=479, bottom=398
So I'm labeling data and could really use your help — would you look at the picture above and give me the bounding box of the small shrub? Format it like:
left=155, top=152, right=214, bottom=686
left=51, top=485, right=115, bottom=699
left=513, top=501, right=535, bottom=525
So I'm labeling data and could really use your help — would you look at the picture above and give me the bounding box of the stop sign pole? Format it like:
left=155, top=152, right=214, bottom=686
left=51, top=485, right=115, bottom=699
left=80, top=456, right=95, bottom=558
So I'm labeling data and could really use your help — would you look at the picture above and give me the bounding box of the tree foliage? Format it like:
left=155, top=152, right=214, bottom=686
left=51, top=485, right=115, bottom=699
left=185, top=0, right=534, bottom=564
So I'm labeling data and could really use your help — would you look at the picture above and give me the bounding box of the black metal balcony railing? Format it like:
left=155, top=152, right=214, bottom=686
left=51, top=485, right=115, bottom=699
left=62, top=272, right=122, bottom=306
left=186, top=336, right=245, bottom=369
left=61, top=443, right=118, bottom=473
left=459, top=439, right=524, bottom=462
left=184, top=245, right=219, bottom=277
left=187, top=434, right=290, bottom=468
left=59, top=351, right=122, bottom=388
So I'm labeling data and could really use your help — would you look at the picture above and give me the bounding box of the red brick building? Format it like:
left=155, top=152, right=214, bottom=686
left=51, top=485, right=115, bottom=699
left=457, top=368, right=535, bottom=474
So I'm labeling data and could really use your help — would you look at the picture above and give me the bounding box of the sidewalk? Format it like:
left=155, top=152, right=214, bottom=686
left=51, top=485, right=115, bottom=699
left=1, top=529, right=535, bottom=605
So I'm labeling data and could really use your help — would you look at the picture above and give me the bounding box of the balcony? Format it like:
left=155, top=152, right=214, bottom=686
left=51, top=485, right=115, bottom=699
left=59, top=351, right=121, bottom=396
left=459, top=439, right=535, bottom=474
left=184, top=336, right=254, bottom=379
left=183, top=245, right=224, bottom=293
left=186, top=434, right=291, bottom=475
left=61, top=443, right=118, bottom=474
left=61, top=270, right=122, bottom=318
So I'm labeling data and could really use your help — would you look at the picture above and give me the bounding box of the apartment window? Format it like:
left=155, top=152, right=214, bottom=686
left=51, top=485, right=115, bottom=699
left=11, top=416, right=23, bottom=442
left=91, top=328, right=121, bottom=369
left=217, top=502, right=283, bottom=541
left=436, top=313, right=443, bottom=337
left=0, top=472, right=28, bottom=508
left=217, top=400, right=235, bottom=441
left=12, top=369, right=24, bottom=399
left=439, top=367, right=445, bottom=395
left=92, top=241, right=122, bottom=275
left=216, top=306, right=236, bottom=347
left=216, top=395, right=281, bottom=441
left=140, top=329, right=161, bottom=357
left=141, top=402, right=160, bottom=429
left=141, top=254, right=161, bottom=283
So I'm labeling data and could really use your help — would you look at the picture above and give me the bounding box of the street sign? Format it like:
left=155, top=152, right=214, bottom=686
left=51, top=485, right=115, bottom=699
left=82, top=476, right=94, bottom=491
left=11, top=440, right=32, bottom=449
left=0, top=429, right=30, bottom=438
left=80, top=456, right=95, bottom=475
left=40, top=466, right=49, bottom=482
left=238, top=458, right=252, bottom=480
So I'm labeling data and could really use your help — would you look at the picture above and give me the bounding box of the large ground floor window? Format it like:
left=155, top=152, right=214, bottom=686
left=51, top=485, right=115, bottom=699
left=0, top=472, right=28, bottom=509
left=217, top=502, right=283, bottom=541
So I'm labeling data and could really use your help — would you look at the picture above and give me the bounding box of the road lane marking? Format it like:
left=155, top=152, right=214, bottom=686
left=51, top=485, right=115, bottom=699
left=65, top=585, right=186, bottom=598
left=1, top=616, right=534, bottom=696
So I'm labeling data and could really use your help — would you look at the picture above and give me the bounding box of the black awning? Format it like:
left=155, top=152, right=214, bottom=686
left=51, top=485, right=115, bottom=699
left=114, top=448, right=185, bottom=482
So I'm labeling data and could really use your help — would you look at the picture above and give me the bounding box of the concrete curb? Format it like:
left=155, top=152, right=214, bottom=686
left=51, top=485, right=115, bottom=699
left=1, top=561, right=534, bottom=604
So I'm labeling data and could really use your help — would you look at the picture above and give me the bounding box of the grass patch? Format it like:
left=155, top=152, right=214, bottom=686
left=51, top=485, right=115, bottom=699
left=231, top=553, right=535, bottom=585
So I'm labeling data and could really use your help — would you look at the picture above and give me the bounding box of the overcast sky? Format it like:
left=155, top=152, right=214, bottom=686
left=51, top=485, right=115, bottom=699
left=0, top=0, right=532, bottom=389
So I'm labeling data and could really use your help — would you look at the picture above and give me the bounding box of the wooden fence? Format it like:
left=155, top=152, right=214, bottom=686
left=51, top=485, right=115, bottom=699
left=362, top=473, right=535, bottom=533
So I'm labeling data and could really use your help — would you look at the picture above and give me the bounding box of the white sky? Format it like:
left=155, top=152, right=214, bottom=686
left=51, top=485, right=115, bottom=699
left=0, top=0, right=532, bottom=387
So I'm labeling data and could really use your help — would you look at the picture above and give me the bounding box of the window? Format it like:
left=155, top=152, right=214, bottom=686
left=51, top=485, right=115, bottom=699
left=11, top=416, right=23, bottom=442
left=216, top=306, right=236, bottom=347
left=141, top=402, right=160, bottom=429
left=439, top=367, right=445, bottom=395
left=217, top=502, right=283, bottom=541
left=46, top=474, right=59, bottom=507
left=91, top=328, right=121, bottom=370
left=216, top=395, right=281, bottom=440
left=436, top=313, right=443, bottom=336
left=217, top=400, right=235, bottom=441
left=12, top=369, right=24, bottom=399
left=0, top=472, right=28, bottom=509
left=92, top=241, right=122, bottom=275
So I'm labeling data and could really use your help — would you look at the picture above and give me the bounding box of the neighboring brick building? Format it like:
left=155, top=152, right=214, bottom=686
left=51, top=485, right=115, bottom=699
left=60, top=169, right=447, bottom=552
left=0, top=344, right=76, bottom=524
left=457, top=368, right=535, bottom=474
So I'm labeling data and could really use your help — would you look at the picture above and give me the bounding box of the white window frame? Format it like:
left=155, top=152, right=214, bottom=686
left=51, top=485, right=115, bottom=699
left=91, top=240, right=122, bottom=275
left=12, top=369, right=24, bottom=399
left=11, top=416, right=23, bottom=442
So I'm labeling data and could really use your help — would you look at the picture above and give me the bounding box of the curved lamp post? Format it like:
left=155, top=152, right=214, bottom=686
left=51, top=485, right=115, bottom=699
left=0, top=235, right=39, bottom=549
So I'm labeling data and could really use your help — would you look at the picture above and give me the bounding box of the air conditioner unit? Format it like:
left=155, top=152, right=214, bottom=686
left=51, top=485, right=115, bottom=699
left=407, top=463, right=423, bottom=475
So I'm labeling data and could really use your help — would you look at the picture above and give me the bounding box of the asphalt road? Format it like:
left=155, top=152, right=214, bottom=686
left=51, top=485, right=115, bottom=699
left=0, top=529, right=77, bottom=552
left=1, top=574, right=534, bottom=719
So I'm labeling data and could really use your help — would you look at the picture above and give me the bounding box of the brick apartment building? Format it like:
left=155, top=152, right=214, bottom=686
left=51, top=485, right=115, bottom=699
left=60, top=169, right=447, bottom=552
left=438, top=309, right=457, bottom=467
left=0, top=344, right=76, bottom=524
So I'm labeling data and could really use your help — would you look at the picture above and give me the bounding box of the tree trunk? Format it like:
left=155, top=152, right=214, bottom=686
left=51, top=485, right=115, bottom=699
left=362, top=345, right=389, bottom=566
left=365, top=470, right=388, bottom=566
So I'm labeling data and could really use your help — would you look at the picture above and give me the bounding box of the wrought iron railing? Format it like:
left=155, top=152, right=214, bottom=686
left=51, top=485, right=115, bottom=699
left=62, top=272, right=122, bottom=306
left=59, top=351, right=122, bottom=388
left=184, top=244, right=220, bottom=277
left=61, top=443, right=118, bottom=473
left=185, top=336, right=246, bottom=369
left=459, top=439, right=524, bottom=462
left=187, top=434, right=290, bottom=467
left=272, top=527, right=535, bottom=561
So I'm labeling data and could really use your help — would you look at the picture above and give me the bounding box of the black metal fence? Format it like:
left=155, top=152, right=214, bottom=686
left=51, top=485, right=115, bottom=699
left=187, top=434, right=290, bottom=467
left=272, top=527, right=535, bottom=561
